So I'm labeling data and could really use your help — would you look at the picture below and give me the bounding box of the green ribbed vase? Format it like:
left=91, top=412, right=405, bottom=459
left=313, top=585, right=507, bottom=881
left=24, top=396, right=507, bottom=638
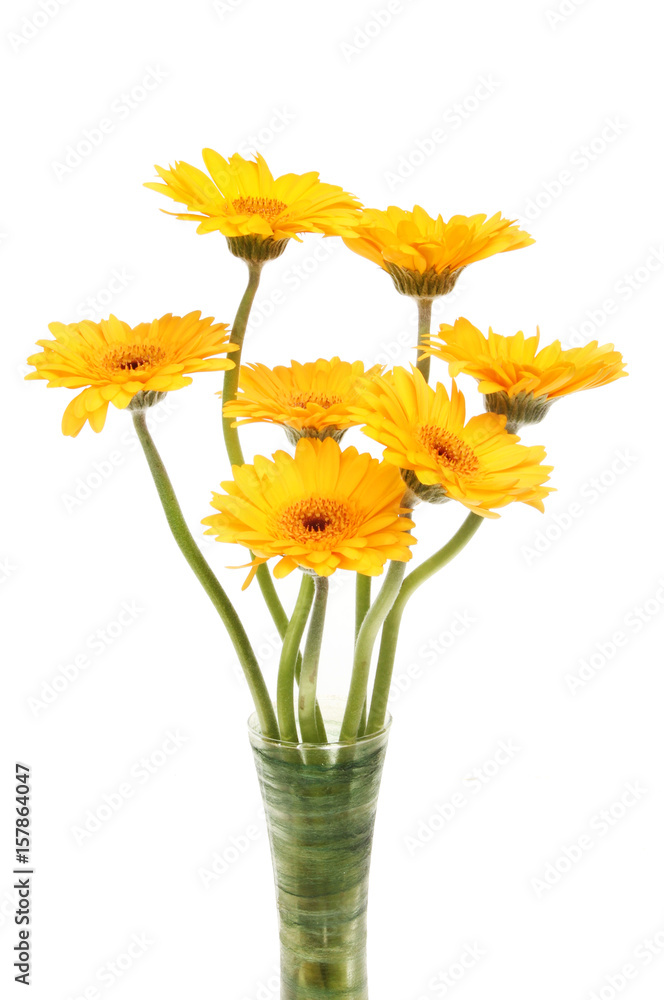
left=249, top=710, right=391, bottom=1000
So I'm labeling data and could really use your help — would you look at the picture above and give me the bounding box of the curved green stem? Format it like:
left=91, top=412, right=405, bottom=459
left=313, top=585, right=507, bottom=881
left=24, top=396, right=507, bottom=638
left=220, top=263, right=297, bottom=644
left=293, top=659, right=326, bottom=741
left=416, top=297, right=433, bottom=383
left=366, top=511, right=483, bottom=735
left=276, top=574, right=314, bottom=743
left=298, top=576, right=329, bottom=744
left=355, top=576, right=371, bottom=738
left=358, top=699, right=367, bottom=738
left=221, top=261, right=262, bottom=468
left=257, top=565, right=291, bottom=633
left=340, top=561, right=407, bottom=743
left=355, top=574, right=371, bottom=643
left=132, top=409, right=278, bottom=739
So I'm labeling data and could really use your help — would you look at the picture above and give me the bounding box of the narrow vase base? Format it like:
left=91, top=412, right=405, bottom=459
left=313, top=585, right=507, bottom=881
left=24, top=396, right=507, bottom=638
left=283, top=958, right=367, bottom=1000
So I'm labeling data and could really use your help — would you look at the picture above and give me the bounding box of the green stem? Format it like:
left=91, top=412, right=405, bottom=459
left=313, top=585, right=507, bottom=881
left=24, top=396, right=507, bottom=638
left=276, top=574, right=314, bottom=743
left=221, top=261, right=262, bottom=468
left=220, top=263, right=297, bottom=645
left=340, top=561, right=406, bottom=743
left=355, top=574, right=371, bottom=643
left=354, top=577, right=371, bottom=739
left=260, top=550, right=323, bottom=737
left=132, top=409, right=278, bottom=740
left=313, top=702, right=327, bottom=744
left=366, top=511, right=483, bottom=735
left=286, top=630, right=325, bottom=743
left=358, top=699, right=367, bottom=738
left=257, top=564, right=290, bottom=630
left=298, top=576, right=329, bottom=744
left=416, top=296, right=433, bottom=383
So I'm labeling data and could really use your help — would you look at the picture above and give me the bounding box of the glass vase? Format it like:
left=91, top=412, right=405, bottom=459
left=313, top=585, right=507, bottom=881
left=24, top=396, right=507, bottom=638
left=248, top=705, right=391, bottom=1000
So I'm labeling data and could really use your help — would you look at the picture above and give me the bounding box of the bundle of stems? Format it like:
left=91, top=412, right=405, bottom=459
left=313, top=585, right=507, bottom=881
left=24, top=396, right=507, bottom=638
left=133, top=265, right=481, bottom=745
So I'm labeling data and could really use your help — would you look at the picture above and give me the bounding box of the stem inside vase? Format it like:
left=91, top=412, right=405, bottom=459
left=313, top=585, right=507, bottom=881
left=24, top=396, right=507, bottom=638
left=249, top=703, right=391, bottom=1000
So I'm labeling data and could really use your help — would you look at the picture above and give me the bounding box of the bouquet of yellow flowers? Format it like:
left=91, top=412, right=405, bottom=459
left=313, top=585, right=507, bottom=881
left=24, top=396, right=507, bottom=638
left=27, top=150, right=626, bottom=999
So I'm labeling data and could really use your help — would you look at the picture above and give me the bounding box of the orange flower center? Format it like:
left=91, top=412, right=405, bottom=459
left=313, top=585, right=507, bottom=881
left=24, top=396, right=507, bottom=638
left=232, top=197, right=287, bottom=223
left=418, top=424, right=479, bottom=475
left=289, top=391, right=342, bottom=410
left=102, top=344, right=166, bottom=373
left=276, top=497, right=352, bottom=546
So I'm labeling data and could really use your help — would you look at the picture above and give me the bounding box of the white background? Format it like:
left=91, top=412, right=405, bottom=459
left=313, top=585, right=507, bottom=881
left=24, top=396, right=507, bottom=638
left=1, top=1, right=662, bottom=998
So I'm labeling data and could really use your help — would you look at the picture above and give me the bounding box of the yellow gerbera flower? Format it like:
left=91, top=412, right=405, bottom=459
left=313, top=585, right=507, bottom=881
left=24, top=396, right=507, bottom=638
left=145, top=150, right=362, bottom=261
left=422, top=318, right=628, bottom=429
left=26, top=312, right=236, bottom=437
left=202, top=437, right=416, bottom=587
left=351, top=367, right=553, bottom=517
left=343, top=205, right=534, bottom=296
left=223, top=358, right=383, bottom=444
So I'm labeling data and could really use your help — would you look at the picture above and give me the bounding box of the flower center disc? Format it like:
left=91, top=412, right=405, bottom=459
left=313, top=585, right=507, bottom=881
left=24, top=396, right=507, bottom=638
left=102, top=344, right=166, bottom=373
left=418, top=424, right=479, bottom=475
left=289, top=392, right=342, bottom=409
left=277, top=497, right=352, bottom=546
left=232, top=197, right=287, bottom=223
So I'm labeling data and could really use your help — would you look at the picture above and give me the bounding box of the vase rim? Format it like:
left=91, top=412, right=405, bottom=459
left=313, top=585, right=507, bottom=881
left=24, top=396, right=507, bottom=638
left=247, top=708, right=392, bottom=750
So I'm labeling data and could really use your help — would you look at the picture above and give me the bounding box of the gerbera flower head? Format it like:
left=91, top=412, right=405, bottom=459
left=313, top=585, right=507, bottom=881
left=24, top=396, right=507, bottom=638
left=26, top=312, right=236, bottom=437
left=222, top=358, right=383, bottom=445
left=343, top=205, right=534, bottom=297
left=422, top=318, right=628, bottom=430
left=351, top=367, right=553, bottom=517
left=202, top=437, right=416, bottom=588
left=145, top=150, right=362, bottom=263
